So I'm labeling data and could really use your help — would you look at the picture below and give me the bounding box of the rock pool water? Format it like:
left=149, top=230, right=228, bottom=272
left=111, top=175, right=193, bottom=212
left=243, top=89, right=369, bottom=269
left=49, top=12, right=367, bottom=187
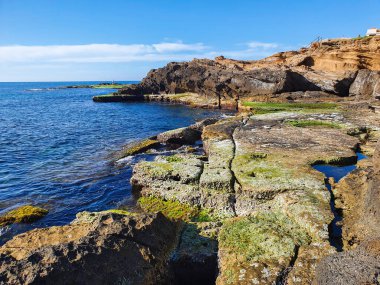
left=313, top=152, right=367, bottom=251
left=0, top=82, right=223, bottom=242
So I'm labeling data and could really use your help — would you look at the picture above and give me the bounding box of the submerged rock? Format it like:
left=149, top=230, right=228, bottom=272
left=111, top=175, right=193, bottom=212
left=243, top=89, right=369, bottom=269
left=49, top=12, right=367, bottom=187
left=117, top=138, right=160, bottom=159
left=0, top=205, right=48, bottom=227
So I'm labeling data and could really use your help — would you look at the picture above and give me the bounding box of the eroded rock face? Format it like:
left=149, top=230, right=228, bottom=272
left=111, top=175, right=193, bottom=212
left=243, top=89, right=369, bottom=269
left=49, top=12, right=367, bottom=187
left=119, top=61, right=321, bottom=100
left=0, top=212, right=178, bottom=285
left=109, top=37, right=380, bottom=105
left=250, top=37, right=380, bottom=72
left=349, top=69, right=380, bottom=100
left=169, top=222, right=219, bottom=285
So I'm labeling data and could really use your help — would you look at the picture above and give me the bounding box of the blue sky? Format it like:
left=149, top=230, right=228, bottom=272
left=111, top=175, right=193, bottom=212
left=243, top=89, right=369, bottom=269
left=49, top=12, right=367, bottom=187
left=0, top=0, right=379, bottom=81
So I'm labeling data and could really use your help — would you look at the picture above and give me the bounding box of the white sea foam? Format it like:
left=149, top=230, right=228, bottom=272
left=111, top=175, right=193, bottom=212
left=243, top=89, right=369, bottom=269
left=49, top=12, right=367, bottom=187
left=115, top=156, right=134, bottom=166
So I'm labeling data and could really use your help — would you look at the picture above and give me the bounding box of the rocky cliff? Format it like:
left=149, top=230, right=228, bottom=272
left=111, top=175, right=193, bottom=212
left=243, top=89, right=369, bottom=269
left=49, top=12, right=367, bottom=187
left=93, top=36, right=380, bottom=106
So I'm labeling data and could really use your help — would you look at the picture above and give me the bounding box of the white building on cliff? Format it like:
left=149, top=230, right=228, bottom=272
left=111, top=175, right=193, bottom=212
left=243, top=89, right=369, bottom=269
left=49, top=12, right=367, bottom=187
left=366, top=28, right=380, bottom=36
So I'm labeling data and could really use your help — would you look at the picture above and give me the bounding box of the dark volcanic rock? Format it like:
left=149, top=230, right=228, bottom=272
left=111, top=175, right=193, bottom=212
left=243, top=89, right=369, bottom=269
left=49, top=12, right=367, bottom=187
left=119, top=59, right=322, bottom=99
left=0, top=212, right=178, bottom=285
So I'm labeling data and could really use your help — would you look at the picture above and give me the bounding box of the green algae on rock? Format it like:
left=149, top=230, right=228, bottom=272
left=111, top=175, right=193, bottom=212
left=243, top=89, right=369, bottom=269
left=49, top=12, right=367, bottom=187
left=138, top=196, right=199, bottom=222
left=217, top=212, right=311, bottom=285
left=286, top=119, right=342, bottom=129
left=0, top=205, right=48, bottom=227
left=117, top=138, right=160, bottom=159
left=242, top=101, right=339, bottom=115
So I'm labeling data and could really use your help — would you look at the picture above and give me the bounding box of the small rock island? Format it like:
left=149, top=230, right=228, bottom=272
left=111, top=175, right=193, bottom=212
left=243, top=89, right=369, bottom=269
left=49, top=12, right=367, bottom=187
left=1, top=36, right=380, bottom=284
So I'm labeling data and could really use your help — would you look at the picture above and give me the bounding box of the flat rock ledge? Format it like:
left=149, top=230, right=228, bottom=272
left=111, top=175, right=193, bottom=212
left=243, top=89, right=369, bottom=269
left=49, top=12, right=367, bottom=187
left=130, top=109, right=365, bottom=284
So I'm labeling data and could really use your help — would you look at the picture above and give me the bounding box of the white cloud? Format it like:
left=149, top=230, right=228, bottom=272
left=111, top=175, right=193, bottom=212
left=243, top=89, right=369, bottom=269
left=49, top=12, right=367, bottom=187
left=0, top=42, right=209, bottom=63
left=0, top=40, right=299, bottom=81
left=247, top=41, right=279, bottom=49
left=211, top=41, right=298, bottom=60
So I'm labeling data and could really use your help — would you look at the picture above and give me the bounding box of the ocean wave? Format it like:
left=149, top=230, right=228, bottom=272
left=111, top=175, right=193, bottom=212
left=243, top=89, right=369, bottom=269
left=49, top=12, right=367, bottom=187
left=26, top=88, right=44, bottom=91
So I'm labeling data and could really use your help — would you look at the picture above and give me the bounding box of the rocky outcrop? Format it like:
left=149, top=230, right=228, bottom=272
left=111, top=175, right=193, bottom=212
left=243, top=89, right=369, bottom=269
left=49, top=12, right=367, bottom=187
left=250, top=36, right=380, bottom=72
left=312, top=138, right=380, bottom=285
left=0, top=212, right=178, bottom=285
left=91, top=36, right=380, bottom=106
left=157, top=118, right=219, bottom=145
left=8, top=35, right=380, bottom=284
left=118, top=60, right=323, bottom=102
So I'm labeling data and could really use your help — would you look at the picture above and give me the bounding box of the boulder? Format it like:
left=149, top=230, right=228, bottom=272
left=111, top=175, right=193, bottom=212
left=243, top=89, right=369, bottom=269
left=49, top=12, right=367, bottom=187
left=0, top=212, right=178, bottom=285
left=297, top=69, right=356, bottom=96
left=349, top=69, right=380, bottom=100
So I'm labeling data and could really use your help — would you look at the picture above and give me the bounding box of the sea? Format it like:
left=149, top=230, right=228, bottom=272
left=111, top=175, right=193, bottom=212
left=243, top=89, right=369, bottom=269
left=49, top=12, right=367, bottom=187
left=0, top=81, right=223, bottom=242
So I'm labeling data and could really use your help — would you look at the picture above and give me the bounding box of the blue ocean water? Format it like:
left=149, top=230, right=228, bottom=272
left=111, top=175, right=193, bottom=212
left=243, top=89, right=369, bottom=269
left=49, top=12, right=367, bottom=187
left=0, top=82, right=221, bottom=241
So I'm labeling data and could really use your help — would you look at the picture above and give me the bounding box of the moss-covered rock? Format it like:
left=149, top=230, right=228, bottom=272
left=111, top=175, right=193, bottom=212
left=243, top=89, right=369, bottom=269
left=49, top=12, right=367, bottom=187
left=286, top=119, right=342, bottom=129
left=118, top=138, right=160, bottom=158
left=217, top=212, right=311, bottom=285
left=0, top=205, right=48, bottom=227
left=138, top=196, right=199, bottom=222
left=131, top=154, right=204, bottom=205
left=242, top=102, right=338, bottom=115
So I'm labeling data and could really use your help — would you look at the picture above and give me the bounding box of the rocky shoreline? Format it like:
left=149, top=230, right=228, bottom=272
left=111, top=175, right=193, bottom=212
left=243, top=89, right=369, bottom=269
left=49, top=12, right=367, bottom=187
left=1, top=36, right=380, bottom=284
